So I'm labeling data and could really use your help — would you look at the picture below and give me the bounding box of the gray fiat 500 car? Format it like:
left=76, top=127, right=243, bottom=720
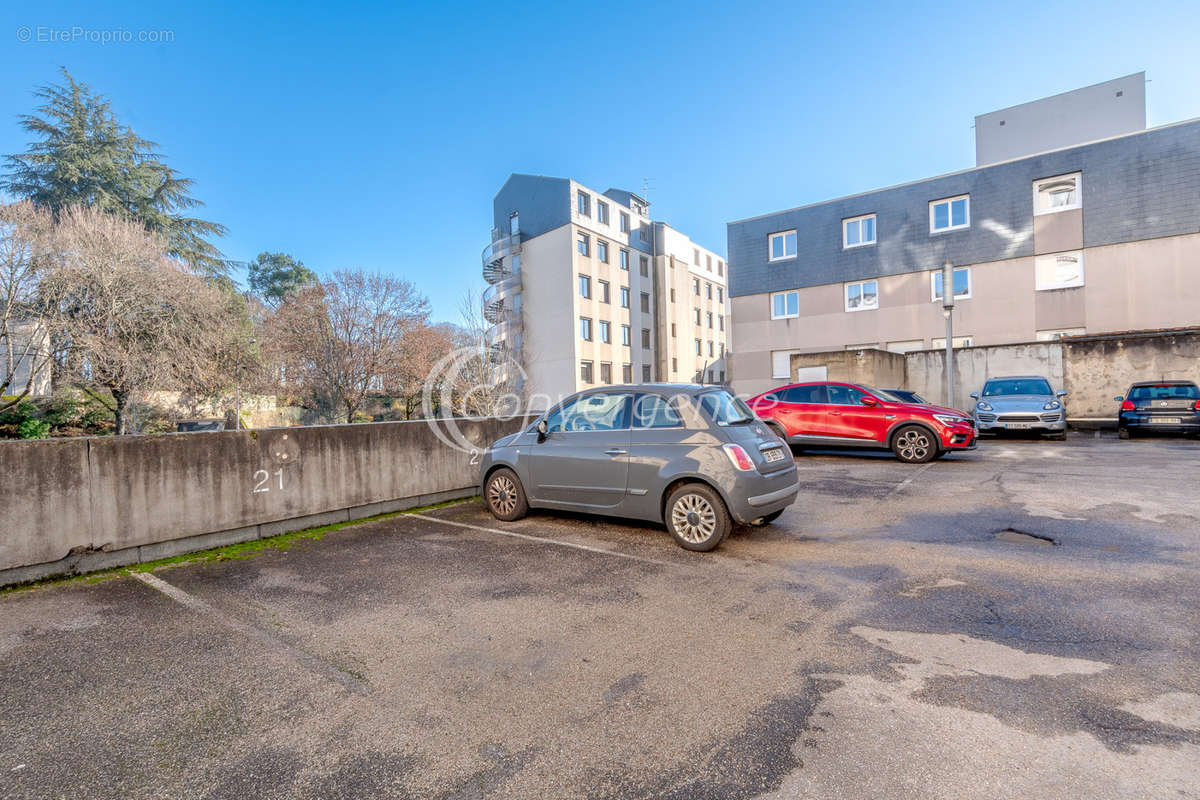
left=971, top=375, right=1068, bottom=438
left=479, top=384, right=800, bottom=552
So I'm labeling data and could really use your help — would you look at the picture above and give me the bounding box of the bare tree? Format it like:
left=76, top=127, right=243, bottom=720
left=450, top=286, right=524, bottom=417
left=265, top=269, right=430, bottom=423
left=46, top=206, right=239, bottom=433
left=0, top=201, right=58, bottom=412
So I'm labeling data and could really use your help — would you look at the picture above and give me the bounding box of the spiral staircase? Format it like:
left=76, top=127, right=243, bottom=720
left=481, top=226, right=523, bottom=387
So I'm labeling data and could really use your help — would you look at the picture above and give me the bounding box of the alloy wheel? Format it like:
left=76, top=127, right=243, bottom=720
left=671, top=493, right=717, bottom=544
left=488, top=474, right=518, bottom=516
left=896, top=430, right=931, bottom=461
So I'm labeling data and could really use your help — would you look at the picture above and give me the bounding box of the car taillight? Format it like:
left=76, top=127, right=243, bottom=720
left=722, top=443, right=756, bottom=471
left=1121, top=400, right=1135, bottom=411
left=1194, top=400, right=1200, bottom=411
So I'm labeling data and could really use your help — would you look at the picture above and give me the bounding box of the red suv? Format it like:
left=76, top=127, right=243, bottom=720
left=748, top=382, right=977, bottom=464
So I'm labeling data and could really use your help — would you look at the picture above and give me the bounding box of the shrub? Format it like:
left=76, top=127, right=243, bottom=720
left=18, top=418, right=51, bottom=439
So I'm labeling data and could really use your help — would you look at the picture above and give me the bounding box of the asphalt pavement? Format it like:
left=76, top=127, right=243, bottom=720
left=2, top=433, right=1198, bottom=799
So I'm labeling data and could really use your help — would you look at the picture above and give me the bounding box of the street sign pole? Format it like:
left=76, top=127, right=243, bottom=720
left=942, top=260, right=956, bottom=410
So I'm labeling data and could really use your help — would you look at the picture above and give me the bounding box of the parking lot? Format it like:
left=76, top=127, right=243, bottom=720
left=2, top=433, right=1199, bottom=799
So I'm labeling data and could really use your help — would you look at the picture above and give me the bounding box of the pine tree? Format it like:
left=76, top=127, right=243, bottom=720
left=3, top=68, right=228, bottom=277
left=248, top=251, right=318, bottom=306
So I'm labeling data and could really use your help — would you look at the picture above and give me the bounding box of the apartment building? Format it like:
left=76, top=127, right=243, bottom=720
left=726, top=74, right=1200, bottom=397
left=483, top=174, right=730, bottom=409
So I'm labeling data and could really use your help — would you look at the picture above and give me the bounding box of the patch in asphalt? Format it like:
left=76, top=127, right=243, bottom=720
left=586, top=677, right=841, bottom=800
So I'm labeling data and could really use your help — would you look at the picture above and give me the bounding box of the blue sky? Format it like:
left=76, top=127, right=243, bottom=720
left=3, top=0, right=1199, bottom=322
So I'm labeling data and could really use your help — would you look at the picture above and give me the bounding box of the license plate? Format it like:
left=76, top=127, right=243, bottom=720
left=763, top=447, right=786, bottom=463
left=1149, top=417, right=1182, bottom=424
left=1004, top=423, right=1032, bottom=430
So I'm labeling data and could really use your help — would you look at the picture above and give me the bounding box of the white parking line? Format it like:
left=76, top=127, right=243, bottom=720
left=886, top=462, right=934, bottom=497
left=406, top=512, right=672, bottom=567
left=130, top=571, right=367, bottom=693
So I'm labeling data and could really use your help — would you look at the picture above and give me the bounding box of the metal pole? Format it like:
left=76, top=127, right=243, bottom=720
left=234, top=351, right=241, bottom=431
left=942, top=260, right=956, bottom=410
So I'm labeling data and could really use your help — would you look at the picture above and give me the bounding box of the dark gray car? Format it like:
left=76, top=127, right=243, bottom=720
left=478, top=385, right=800, bottom=552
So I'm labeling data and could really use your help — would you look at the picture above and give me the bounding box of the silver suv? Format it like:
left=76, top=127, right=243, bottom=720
left=479, top=385, right=800, bottom=552
left=971, top=375, right=1068, bottom=439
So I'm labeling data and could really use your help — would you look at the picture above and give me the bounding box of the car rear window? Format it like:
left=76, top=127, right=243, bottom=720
left=781, top=384, right=826, bottom=404
left=698, top=390, right=755, bottom=426
left=982, top=378, right=1053, bottom=396
left=1129, top=384, right=1200, bottom=401
left=632, top=394, right=683, bottom=428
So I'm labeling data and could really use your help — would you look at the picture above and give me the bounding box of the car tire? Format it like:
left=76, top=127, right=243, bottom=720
left=484, top=467, right=529, bottom=522
left=1118, top=428, right=1131, bottom=440
left=891, top=425, right=937, bottom=464
left=748, top=510, right=784, bottom=527
left=665, top=483, right=731, bottom=552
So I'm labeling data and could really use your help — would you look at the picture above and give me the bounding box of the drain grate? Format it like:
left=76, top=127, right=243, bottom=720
left=996, top=528, right=1058, bottom=546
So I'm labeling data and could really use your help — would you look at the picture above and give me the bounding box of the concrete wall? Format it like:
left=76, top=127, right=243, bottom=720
left=1, top=415, right=532, bottom=586
left=1063, top=330, right=1200, bottom=418
left=905, top=342, right=1063, bottom=409
left=975, top=73, right=1145, bottom=166
left=788, top=349, right=906, bottom=391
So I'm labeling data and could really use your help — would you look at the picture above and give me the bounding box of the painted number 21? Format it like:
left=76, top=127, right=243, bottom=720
left=252, top=468, right=284, bottom=494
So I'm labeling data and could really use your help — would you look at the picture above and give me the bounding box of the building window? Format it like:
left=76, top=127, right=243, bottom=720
left=717, top=287, right=724, bottom=302
left=694, top=338, right=702, bottom=355
left=598, top=279, right=610, bottom=303
left=639, top=224, right=648, bottom=242
left=621, top=324, right=631, bottom=346
left=578, top=274, right=591, bottom=299
left=577, top=191, right=590, bottom=216
left=620, top=249, right=629, bottom=270
left=620, top=287, right=630, bottom=308
left=771, top=350, right=801, bottom=379
left=597, top=200, right=609, bottom=225
left=600, top=362, right=612, bottom=383
left=929, top=195, right=969, bottom=233
left=693, top=248, right=700, bottom=265
left=623, top=363, right=633, bottom=382
left=599, top=320, right=611, bottom=343
left=672, top=357, right=678, bottom=373
left=719, top=343, right=725, bottom=357
left=719, top=370, right=725, bottom=383
left=693, top=307, right=701, bottom=324
left=717, top=260, right=724, bottom=277
left=930, top=267, right=971, bottom=302
left=580, top=360, right=593, bottom=383
left=706, top=283, right=713, bottom=299
left=843, top=214, right=877, bottom=248
left=708, top=340, right=714, bottom=357
left=640, top=256, right=649, bottom=277
left=580, top=317, right=592, bottom=340
left=845, top=280, right=879, bottom=312
left=577, top=233, right=590, bottom=256
left=620, top=212, right=630, bottom=233
left=706, top=312, right=713, bottom=328
left=692, top=278, right=700, bottom=295
left=1034, top=173, right=1081, bottom=215
left=771, top=290, right=799, bottom=320
left=642, top=364, right=652, bottom=382
left=670, top=322, right=676, bottom=338
left=639, top=292, right=651, bottom=313
left=1035, top=252, right=1084, bottom=290
left=597, top=240, right=608, bottom=263
left=931, top=336, right=974, bottom=349
left=1036, top=328, right=1086, bottom=341
left=768, top=230, right=797, bottom=261
left=641, top=328, right=651, bottom=349
left=706, top=254, right=713, bottom=271
left=669, top=288, right=675, bottom=303
left=718, top=314, right=724, bottom=331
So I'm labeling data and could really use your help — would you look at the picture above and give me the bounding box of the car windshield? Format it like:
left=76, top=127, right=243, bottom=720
left=698, top=390, right=755, bottom=426
left=1129, top=384, right=1200, bottom=401
left=876, top=389, right=923, bottom=403
left=982, top=378, right=1053, bottom=397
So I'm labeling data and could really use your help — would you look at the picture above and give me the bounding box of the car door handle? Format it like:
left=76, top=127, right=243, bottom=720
left=830, top=411, right=842, bottom=416
left=604, top=449, right=628, bottom=456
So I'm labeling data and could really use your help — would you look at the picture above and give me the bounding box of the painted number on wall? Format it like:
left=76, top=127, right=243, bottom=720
left=252, top=468, right=285, bottom=494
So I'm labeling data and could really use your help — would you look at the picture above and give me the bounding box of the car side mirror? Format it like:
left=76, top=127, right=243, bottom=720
left=1056, top=391, right=1068, bottom=398
left=860, top=396, right=878, bottom=407
left=969, top=392, right=979, bottom=400
left=536, top=419, right=548, bottom=442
